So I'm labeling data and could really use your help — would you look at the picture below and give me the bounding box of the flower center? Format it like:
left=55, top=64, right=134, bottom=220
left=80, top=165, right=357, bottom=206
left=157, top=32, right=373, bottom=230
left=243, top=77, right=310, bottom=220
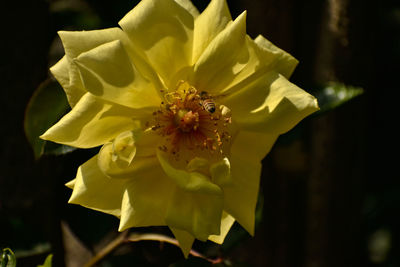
left=150, top=81, right=232, bottom=158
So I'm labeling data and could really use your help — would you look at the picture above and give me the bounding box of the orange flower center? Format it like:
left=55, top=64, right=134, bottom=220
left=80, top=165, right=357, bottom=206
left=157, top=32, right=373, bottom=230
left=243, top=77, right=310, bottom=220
left=150, top=81, right=232, bottom=158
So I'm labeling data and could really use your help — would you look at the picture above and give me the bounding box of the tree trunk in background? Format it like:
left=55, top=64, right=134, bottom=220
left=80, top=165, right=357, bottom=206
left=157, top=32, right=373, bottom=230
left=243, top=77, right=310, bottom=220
left=1, top=1, right=65, bottom=266
left=232, top=0, right=367, bottom=266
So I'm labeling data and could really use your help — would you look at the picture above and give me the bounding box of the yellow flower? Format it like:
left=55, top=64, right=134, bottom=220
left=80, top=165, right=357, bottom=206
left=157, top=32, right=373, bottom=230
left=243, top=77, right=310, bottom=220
left=41, top=0, right=318, bottom=256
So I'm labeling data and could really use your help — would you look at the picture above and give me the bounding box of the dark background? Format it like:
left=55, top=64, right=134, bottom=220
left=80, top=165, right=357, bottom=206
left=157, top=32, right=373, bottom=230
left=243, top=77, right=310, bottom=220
left=1, top=0, right=399, bottom=266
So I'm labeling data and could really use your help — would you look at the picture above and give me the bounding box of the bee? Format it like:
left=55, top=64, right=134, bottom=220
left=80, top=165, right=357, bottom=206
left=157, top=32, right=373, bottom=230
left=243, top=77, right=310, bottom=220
left=199, top=91, right=216, bottom=113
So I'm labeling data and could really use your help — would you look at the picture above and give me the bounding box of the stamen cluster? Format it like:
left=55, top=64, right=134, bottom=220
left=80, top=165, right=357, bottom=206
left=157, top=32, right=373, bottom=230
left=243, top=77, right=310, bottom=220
left=149, top=81, right=232, bottom=158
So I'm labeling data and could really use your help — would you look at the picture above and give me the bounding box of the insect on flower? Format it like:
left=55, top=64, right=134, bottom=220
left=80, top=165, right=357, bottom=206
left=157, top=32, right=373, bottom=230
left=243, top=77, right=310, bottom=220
left=199, top=91, right=217, bottom=113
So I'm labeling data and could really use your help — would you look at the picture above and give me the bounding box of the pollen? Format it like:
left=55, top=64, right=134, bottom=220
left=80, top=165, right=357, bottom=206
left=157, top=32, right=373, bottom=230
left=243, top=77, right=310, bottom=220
left=149, top=80, right=232, bottom=158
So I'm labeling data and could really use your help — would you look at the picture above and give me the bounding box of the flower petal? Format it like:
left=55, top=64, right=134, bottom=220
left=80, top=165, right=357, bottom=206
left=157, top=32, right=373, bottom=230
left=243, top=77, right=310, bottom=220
left=118, top=165, right=175, bottom=230
left=40, top=93, right=145, bottom=148
left=223, top=71, right=319, bottom=134
left=210, top=157, right=232, bottom=186
left=55, top=28, right=129, bottom=106
left=170, top=228, right=195, bottom=258
left=119, top=0, right=194, bottom=85
left=192, top=0, right=232, bottom=63
left=254, top=34, right=299, bottom=78
left=65, top=179, right=76, bottom=189
left=174, top=0, right=199, bottom=18
left=208, top=211, right=235, bottom=244
left=74, top=40, right=161, bottom=109
left=157, top=150, right=222, bottom=195
left=222, top=153, right=261, bottom=235
left=193, top=15, right=301, bottom=95
left=98, top=142, right=160, bottom=179
left=193, top=11, right=247, bottom=93
left=59, top=28, right=126, bottom=60
left=50, top=56, right=86, bottom=107
left=68, top=155, right=127, bottom=217
left=231, top=131, right=279, bottom=162
left=166, top=187, right=223, bottom=241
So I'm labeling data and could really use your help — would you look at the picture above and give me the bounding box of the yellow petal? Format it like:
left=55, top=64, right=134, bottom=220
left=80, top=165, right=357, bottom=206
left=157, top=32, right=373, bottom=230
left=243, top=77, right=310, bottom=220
left=174, top=0, right=199, bottom=18
left=65, top=179, right=76, bottom=189
left=55, top=28, right=128, bottom=106
left=59, top=28, right=126, bottom=60
left=166, top=187, right=223, bottom=241
left=223, top=71, right=319, bottom=134
left=222, top=153, right=261, bottom=235
left=50, top=56, right=86, bottom=107
left=254, top=34, right=298, bottom=78
left=97, top=129, right=161, bottom=178
left=98, top=143, right=159, bottom=179
left=192, top=0, right=232, bottom=63
left=170, top=228, right=195, bottom=258
left=68, top=155, right=127, bottom=217
left=118, top=166, right=175, bottom=230
left=208, top=211, right=235, bottom=244
left=157, top=150, right=222, bottom=195
left=231, top=131, right=279, bottom=162
left=40, top=93, right=145, bottom=148
left=193, top=14, right=301, bottom=96
left=210, top=157, right=232, bottom=186
left=186, top=157, right=210, bottom=173
left=74, top=40, right=161, bottom=109
left=193, top=11, right=247, bottom=93
left=119, top=0, right=194, bottom=85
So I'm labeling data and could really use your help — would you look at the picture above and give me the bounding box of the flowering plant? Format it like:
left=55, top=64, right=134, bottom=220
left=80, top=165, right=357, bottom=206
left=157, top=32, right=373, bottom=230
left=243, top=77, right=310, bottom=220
left=41, top=0, right=318, bottom=256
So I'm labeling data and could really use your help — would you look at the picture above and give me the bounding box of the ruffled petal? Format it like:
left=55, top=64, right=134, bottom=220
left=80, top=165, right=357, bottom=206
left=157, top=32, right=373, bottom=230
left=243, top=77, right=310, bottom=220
left=74, top=40, right=161, bottom=109
left=210, top=157, right=232, bottom=186
left=254, top=34, right=298, bottom=78
left=50, top=56, right=86, bottom=107
left=223, top=71, right=319, bottom=134
left=55, top=28, right=128, bottom=106
left=192, top=0, right=232, bottom=63
left=193, top=16, right=301, bottom=95
left=157, top=150, right=222, bottom=195
left=193, top=11, right=247, bottom=93
left=170, top=228, right=195, bottom=258
left=68, top=155, right=127, bottom=217
left=166, top=186, right=223, bottom=241
left=222, top=153, right=261, bottom=235
left=40, top=93, right=147, bottom=148
left=119, top=0, right=194, bottom=85
left=174, top=0, right=199, bottom=18
left=208, top=211, right=235, bottom=244
left=97, top=129, right=162, bottom=179
left=98, top=147, right=160, bottom=179
left=118, top=165, right=175, bottom=230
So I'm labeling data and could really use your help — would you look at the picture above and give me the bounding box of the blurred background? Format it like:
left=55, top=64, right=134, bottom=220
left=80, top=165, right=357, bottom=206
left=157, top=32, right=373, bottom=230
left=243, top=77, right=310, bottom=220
left=1, top=0, right=399, bottom=266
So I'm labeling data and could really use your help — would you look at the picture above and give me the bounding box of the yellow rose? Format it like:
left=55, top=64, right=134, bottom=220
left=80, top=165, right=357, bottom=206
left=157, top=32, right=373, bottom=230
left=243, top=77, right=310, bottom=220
left=41, top=0, right=318, bottom=256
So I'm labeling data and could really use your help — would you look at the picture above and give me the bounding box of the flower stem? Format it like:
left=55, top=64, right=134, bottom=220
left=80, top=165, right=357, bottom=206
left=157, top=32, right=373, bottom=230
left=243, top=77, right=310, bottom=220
left=84, top=231, right=223, bottom=266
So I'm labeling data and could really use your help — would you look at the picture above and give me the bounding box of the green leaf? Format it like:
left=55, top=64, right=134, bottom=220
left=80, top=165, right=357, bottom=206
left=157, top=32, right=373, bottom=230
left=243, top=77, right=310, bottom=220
left=1, top=248, right=16, bottom=267
left=24, top=78, right=76, bottom=159
left=314, top=82, right=364, bottom=113
left=37, top=254, right=52, bottom=267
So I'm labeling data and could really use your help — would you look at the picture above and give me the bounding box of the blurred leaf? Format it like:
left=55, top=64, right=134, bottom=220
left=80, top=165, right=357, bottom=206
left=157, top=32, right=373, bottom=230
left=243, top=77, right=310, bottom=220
left=314, top=82, right=364, bottom=113
left=14, top=243, right=51, bottom=258
left=37, top=254, right=52, bottom=267
left=1, top=248, right=16, bottom=267
left=24, top=79, right=76, bottom=159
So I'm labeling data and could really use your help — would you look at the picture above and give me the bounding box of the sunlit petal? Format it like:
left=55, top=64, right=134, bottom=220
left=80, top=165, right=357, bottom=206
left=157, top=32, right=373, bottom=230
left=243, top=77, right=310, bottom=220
left=119, top=0, right=194, bottom=85
left=68, top=156, right=127, bottom=217
left=40, top=93, right=146, bottom=148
